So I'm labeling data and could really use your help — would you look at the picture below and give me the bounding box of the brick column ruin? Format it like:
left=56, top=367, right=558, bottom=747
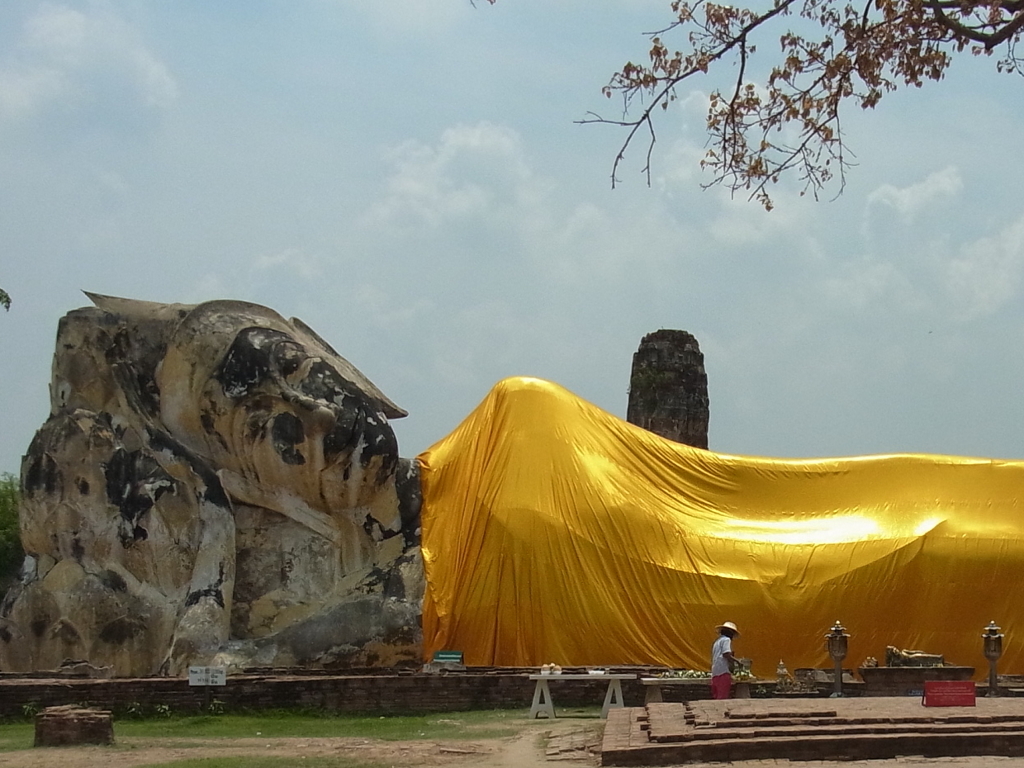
left=626, top=330, right=709, bottom=449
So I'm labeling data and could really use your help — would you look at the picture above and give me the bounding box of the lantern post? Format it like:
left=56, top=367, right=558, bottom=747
left=982, top=620, right=1004, bottom=697
left=825, top=621, right=849, bottom=698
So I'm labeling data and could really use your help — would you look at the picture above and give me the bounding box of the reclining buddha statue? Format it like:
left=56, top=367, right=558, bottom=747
left=0, top=294, right=423, bottom=675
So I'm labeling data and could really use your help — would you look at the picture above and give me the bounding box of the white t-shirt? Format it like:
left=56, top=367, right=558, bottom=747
left=710, top=634, right=733, bottom=676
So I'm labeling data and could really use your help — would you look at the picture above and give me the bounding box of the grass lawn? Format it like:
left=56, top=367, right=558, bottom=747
left=0, top=707, right=530, bottom=754
left=0, top=722, right=31, bottom=752
left=118, top=708, right=525, bottom=739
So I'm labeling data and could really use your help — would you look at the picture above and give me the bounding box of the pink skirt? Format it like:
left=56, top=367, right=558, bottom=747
left=711, top=673, right=732, bottom=699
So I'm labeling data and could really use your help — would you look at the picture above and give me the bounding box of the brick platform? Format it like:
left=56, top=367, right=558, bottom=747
left=602, top=697, right=1024, bottom=766
left=34, top=705, right=114, bottom=746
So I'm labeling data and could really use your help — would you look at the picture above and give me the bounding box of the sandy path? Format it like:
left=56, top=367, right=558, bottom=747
left=9, top=723, right=1024, bottom=767
left=0, top=718, right=602, bottom=768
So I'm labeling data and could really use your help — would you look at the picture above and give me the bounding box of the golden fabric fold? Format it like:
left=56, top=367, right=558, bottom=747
left=418, top=377, right=1024, bottom=675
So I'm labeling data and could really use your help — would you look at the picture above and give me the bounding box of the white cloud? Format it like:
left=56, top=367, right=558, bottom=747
left=24, top=4, right=90, bottom=64
left=426, top=300, right=523, bottom=386
left=0, top=3, right=178, bottom=125
left=944, top=212, right=1024, bottom=319
left=649, top=90, right=711, bottom=189
left=706, top=189, right=818, bottom=249
left=186, top=273, right=227, bottom=304
left=328, top=0, right=475, bottom=38
left=818, top=256, right=929, bottom=317
left=361, top=120, right=685, bottom=292
left=867, top=166, right=963, bottom=220
left=131, top=49, right=177, bottom=109
left=366, top=122, right=537, bottom=230
left=352, top=285, right=434, bottom=330
left=255, top=249, right=323, bottom=281
left=655, top=137, right=706, bottom=191
left=0, top=65, right=64, bottom=121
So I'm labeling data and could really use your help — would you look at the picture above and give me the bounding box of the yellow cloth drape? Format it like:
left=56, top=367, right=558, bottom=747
left=418, top=377, right=1024, bottom=676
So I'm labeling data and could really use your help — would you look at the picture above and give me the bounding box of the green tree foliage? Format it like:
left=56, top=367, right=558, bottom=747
left=486, top=0, right=1024, bottom=208
left=0, top=288, right=9, bottom=311
left=0, top=474, right=23, bottom=588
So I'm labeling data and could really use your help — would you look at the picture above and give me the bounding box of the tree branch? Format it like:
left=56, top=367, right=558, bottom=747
left=927, top=0, right=1024, bottom=47
left=580, top=0, right=800, bottom=187
left=491, top=0, right=1024, bottom=207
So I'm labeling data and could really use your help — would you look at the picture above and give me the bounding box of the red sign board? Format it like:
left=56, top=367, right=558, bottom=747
left=922, top=680, right=976, bottom=707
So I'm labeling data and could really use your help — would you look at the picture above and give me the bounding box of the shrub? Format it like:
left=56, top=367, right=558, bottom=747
left=0, top=474, right=22, bottom=590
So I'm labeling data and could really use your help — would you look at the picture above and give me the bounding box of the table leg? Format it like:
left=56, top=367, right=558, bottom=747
left=644, top=685, right=663, bottom=705
left=530, top=678, right=556, bottom=719
left=602, top=678, right=626, bottom=718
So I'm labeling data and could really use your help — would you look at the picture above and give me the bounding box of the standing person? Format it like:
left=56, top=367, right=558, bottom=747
left=710, top=621, right=740, bottom=700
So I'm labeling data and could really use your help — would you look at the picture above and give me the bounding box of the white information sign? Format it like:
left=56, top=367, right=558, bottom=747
left=188, top=666, right=227, bottom=687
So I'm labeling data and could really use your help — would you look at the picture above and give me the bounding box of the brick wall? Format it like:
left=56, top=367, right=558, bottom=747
left=0, top=667, right=714, bottom=717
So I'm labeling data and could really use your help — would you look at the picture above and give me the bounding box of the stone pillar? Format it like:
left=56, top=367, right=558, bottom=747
left=626, top=330, right=709, bottom=449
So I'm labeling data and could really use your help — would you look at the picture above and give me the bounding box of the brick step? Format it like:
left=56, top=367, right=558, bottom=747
left=651, top=719, right=1024, bottom=743
left=716, top=716, right=1024, bottom=729
left=723, top=708, right=838, bottom=719
left=603, top=726, right=1024, bottom=766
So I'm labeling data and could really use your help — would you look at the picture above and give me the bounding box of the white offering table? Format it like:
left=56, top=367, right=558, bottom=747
left=528, top=673, right=637, bottom=719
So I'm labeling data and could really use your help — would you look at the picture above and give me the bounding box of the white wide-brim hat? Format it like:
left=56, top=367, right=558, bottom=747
left=716, top=621, right=740, bottom=635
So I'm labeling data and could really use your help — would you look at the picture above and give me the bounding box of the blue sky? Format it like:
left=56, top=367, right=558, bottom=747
left=2, top=0, right=1024, bottom=475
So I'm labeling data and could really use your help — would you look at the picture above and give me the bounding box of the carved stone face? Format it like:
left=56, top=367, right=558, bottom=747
left=157, top=300, right=406, bottom=520
left=213, top=326, right=399, bottom=508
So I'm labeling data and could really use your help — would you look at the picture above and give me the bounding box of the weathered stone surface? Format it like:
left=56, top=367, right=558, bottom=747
left=34, top=705, right=114, bottom=746
left=626, top=330, right=710, bottom=448
left=54, top=658, right=114, bottom=678
left=1, top=295, right=424, bottom=676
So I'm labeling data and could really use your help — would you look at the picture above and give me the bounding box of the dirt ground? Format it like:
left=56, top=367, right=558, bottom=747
left=0, top=716, right=603, bottom=768
left=10, top=716, right=1024, bottom=768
